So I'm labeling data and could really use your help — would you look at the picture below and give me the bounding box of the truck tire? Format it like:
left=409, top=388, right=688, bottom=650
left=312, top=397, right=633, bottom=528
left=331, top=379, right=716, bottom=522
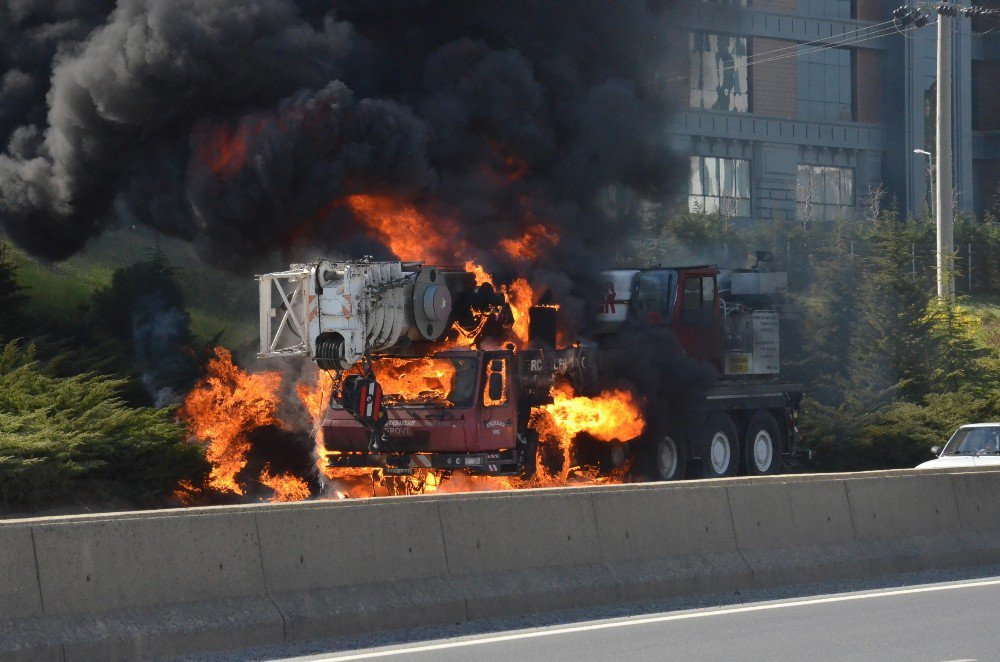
left=519, top=430, right=539, bottom=479
left=650, top=435, right=686, bottom=481
left=700, top=412, right=739, bottom=478
left=609, top=442, right=629, bottom=469
left=744, top=410, right=783, bottom=475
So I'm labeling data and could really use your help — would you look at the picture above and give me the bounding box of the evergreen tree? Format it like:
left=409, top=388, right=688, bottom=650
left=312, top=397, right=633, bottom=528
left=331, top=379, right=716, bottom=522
left=86, top=252, right=200, bottom=405
left=790, top=222, right=861, bottom=404
left=846, top=214, right=932, bottom=407
left=0, top=341, right=208, bottom=509
left=0, top=243, right=26, bottom=340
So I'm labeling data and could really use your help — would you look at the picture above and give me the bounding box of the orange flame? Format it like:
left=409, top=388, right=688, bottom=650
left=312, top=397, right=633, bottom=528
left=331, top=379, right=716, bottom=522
left=529, top=382, right=645, bottom=482
left=505, top=278, right=535, bottom=345
left=197, top=122, right=266, bottom=179
left=373, top=357, right=459, bottom=405
left=179, top=348, right=282, bottom=495
left=345, top=194, right=464, bottom=263
left=500, top=224, right=559, bottom=261
left=482, top=356, right=508, bottom=407
left=296, top=370, right=338, bottom=426
left=298, top=357, right=460, bottom=411
left=260, top=465, right=311, bottom=502
left=464, top=260, right=495, bottom=287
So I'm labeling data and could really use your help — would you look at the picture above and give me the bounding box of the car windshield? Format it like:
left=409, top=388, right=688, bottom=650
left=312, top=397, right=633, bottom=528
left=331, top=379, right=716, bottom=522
left=331, top=357, right=478, bottom=409
left=942, top=427, right=1000, bottom=455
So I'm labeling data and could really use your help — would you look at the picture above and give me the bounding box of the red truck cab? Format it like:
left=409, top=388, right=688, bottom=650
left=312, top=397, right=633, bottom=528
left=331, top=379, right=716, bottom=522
left=322, top=349, right=525, bottom=474
left=625, top=266, right=723, bottom=368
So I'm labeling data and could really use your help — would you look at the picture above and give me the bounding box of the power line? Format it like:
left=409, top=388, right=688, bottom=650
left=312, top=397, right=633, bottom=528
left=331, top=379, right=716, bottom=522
left=665, top=21, right=925, bottom=83
left=750, top=22, right=922, bottom=67
left=734, top=17, right=900, bottom=62
left=669, top=23, right=918, bottom=83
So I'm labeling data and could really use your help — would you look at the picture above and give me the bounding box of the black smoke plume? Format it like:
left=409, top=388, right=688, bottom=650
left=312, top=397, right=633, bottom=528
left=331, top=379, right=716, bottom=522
left=0, top=0, right=684, bottom=318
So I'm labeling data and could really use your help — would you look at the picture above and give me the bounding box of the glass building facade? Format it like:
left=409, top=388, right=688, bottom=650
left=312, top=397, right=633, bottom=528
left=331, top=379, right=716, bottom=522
left=797, top=47, right=853, bottom=122
left=669, top=0, right=998, bottom=224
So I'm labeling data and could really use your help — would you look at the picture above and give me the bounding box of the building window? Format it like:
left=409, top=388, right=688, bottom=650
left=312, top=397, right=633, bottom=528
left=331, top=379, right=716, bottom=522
left=689, top=156, right=751, bottom=217
left=796, top=165, right=855, bottom=221
left=797, top=47, right=853, bottom=122
left=972, top=60, right=1000, bottom=131
left=973, top=159, right=1000, bottom=218
left=798, top=0, right=853, bottom=19
left=690, top=32, right=749, bottom=113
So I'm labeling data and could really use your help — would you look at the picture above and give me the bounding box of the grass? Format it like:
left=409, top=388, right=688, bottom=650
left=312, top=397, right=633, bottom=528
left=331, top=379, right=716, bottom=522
left=8, top=248, right=114, bottom=322
left=963, top=293, right=1000, bottom=348
left=4, top=228, right=258, bottom=348
left=188, top=307, right=257, bottom=351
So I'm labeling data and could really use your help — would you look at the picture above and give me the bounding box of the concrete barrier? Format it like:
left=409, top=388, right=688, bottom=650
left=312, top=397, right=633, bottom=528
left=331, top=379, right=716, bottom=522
left=592, top=483, right=750, bottom=602
left=727, top=478, right=866, bottom=587
left=256, top=498, right=463, bottom=641
left=3, top=467, right=1000, bottom=660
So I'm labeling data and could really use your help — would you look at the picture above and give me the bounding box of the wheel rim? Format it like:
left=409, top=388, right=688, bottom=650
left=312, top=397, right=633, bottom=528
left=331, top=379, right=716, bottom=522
left=753, top=430, right=774, bottom=472
left=710, top=432, right=731, bottom=474
left=658, top=437, right=678, bottom=478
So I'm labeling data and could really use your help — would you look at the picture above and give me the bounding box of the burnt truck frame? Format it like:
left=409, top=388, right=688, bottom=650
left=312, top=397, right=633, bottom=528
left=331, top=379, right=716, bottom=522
left=321, top=264, right=805, bottom=482
left=324, top=347, right=532, bottom=477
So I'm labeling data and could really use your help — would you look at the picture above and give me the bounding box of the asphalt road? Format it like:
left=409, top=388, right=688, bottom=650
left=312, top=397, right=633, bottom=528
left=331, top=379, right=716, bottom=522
left=256, top=574, right=1000, bottom=662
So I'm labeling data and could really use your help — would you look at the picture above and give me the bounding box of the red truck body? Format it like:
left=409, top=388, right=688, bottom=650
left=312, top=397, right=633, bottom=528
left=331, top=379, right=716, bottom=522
left=320, top=265, right=804, bottom=481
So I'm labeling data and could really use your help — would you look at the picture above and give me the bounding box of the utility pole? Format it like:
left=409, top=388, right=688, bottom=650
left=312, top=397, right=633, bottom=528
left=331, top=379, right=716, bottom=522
left=893, top=2, right=999, bottom=297
left=935, top=6, right=954, bottom=299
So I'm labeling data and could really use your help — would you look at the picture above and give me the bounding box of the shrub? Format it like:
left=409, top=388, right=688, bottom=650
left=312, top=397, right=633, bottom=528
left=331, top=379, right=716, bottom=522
left=0, top=243, right=26, bottom=340
left=0, top=341, right=208, bottom=509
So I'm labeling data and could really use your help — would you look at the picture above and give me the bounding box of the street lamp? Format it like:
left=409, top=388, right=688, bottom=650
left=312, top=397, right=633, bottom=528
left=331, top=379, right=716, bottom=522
left=914, top=149, right=935, bottom=214
left=896, top=2, right=1000, bottom=297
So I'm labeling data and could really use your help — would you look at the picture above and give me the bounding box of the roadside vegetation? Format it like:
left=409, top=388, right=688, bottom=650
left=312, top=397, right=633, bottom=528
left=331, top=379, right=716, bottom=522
left=632, top=205, right=1000, bottom=471
left=0, top=341, right=207, bottom=508
left=0, top=239, right=210, bottom=513
left=4, top=204, right=1000, bottom=510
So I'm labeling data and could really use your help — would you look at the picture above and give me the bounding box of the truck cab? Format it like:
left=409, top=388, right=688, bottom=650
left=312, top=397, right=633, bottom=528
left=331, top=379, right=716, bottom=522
left=322, top=349, right=525, bottom=475
left=600, top=266, right=722, bottom=367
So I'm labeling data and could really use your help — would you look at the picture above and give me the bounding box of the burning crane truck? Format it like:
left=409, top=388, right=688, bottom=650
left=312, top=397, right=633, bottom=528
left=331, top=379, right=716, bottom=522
left=257, top=259, right=804, bottom=484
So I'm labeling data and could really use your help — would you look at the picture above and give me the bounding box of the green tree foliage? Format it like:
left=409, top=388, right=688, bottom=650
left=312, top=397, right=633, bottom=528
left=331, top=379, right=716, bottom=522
left=790, top=224, right=862, bottom=403
left=0, top=341, right=208, bottom=509
left=845, top=214, right=932, bottom=407
left=645, top=207, right=1000, bottom=472
left=0, top=243, right=26, bottom=340
left=83, top=252, right=201, bottom=405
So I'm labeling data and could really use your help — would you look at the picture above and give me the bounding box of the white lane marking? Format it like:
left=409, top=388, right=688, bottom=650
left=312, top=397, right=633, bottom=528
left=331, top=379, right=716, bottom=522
left=309, top=577, right=1000, bottom=661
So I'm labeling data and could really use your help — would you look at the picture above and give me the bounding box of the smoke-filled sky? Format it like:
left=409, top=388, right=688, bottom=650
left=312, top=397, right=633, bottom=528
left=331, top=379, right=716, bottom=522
left=0, top=0, right=682, bottom=277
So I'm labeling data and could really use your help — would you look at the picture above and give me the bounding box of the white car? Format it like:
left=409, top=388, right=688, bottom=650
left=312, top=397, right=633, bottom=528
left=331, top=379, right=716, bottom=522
left=917, top=423, right=1000, bottom=468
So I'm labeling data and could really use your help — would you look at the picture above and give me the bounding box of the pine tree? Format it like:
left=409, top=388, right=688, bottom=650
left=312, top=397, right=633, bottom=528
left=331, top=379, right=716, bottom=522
left=790, top=221, right=861, bottom=405
left=0, top=243, right=26, bottom=340
left=847, top=213, right=932, bottom=407
left=85, top=251, right=200, bottom=405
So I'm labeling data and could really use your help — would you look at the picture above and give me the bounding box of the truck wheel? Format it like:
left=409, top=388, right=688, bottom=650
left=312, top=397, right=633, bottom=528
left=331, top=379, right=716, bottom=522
left=610, top=442, right=628, bottom=469
left=519, top=430, right=538, bottom=479
left=700, top=412, right=739, bottom=478
left=744, top=410, right=783, bottom=475
left=650, top=435, right=686, bottom=481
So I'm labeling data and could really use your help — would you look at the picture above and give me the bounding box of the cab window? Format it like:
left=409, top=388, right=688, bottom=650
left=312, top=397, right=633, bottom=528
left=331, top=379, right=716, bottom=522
left=483, top=357, right=508, bottom=406
left=632, top=271, right=673, bottom=322
left=681, top=276, right=715, bottom=326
